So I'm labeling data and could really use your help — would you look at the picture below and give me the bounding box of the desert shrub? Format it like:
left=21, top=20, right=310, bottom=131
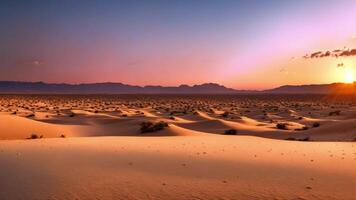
left=26, top=113, right=35, bottom=117
left=121, top=114, right=128, bottom=117
left=224, top=129, right=237, bottom=135
left=60, top=134, right=66, bottom=138
left=140, top=121, right=169, bottom=133
left=221, top=112, right=229, bottom=118
left=312, top=122, right=320, bottom=127
left=27, top=134, right=41, bottom=139
left=153, top=121, right=168, bottom=130
left=69, top=113, right=75, bottom=117
left=276, top=123, right=287, bottom=130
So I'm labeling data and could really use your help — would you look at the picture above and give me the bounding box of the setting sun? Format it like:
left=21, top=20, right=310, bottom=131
left=344, top=68, right=354, bottom=83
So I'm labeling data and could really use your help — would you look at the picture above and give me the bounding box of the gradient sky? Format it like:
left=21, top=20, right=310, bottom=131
left=1, top=0, right=356, bottom=89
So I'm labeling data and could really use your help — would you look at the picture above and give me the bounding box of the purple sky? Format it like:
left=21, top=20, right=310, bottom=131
left=1, top=0, right=356, bottom=89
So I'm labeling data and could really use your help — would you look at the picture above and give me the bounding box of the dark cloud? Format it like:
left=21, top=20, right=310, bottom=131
left=303, top=48, right=356, bottom=59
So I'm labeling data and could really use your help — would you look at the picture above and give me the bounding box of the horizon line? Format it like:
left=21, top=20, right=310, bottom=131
left=0, top=80, right=354, bottom=91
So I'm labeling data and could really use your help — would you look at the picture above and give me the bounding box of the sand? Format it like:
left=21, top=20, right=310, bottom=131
left=0, top=136, right=355, bottom=200
left=0, top=94, right=355, bottom=199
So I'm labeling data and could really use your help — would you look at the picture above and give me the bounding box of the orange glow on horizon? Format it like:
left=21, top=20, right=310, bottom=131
left=344, top=68, right=355, bottom=83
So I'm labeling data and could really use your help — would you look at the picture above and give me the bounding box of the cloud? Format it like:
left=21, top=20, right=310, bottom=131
left=26, top=60, right=45, bottom=67
left=32, top=60, right=43, bottom=66
left=303, top=48, right=356, bottom=59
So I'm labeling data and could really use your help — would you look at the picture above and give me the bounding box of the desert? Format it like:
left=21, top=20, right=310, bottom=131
left=0, top=94, right=355, bottom=200
left=2, top=0, right=356, bottom=199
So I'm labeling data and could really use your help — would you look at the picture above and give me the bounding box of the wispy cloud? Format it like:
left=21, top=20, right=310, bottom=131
left=26, top=60, right=45, bottom=67
left=303, top=48, right=356, bottom=59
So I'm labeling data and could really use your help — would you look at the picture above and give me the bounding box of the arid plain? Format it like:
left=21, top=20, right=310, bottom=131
left=0, top=94, right=355, bottom=200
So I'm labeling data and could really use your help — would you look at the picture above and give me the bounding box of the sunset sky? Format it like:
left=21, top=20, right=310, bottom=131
left=1, top=0, right=356, bottom=89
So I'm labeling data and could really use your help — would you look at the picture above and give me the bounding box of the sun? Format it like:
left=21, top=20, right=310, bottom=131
left=344, top=68, right=354, bottom=83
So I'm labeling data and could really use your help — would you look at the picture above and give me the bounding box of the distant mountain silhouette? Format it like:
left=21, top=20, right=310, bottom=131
left=0, top=81, right=248, bottom=94
left=264, top=82, right=356, bottom=94
left=0, top=81, right=354, bottom=94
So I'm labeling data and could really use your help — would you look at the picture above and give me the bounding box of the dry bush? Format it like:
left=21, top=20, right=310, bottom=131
left=140, top=121, right=168, bottom=133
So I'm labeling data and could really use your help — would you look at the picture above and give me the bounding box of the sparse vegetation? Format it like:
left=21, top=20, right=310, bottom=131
left=60, top=134, right=66, bottom=138
left=140, top=121, right=169, bottom=133
left=0, top=94, right=354, bottom=142
left=312, top=122, right=320, bottom=127
left=27, top=134, right=42, bottom=139
left=26, top=113, right=35, bottom=117
left=276, top=123, right=287, bottom=130
left=224, top=129, right=237, bottom=135
left=221, top=111, right=229, bottom=118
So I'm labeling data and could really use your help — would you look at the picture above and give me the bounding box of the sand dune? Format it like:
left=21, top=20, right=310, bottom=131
left=1, top=94, right=356, bottom=141
left=0, top=136, right=355, bottom=200
left=0, top=94, right=355, bottom=199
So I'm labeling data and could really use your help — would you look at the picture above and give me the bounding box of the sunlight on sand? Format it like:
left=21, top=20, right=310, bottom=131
left=0, top=95, right=355, bottom=200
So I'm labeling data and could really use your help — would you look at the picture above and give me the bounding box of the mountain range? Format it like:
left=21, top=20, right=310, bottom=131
left=0, top=81, right=354, bottom=94
left=265, top=82, right=356, bottom=94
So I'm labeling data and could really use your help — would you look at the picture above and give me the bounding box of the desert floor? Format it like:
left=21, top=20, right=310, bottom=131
left=0, top=94, right=355, bottom=200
